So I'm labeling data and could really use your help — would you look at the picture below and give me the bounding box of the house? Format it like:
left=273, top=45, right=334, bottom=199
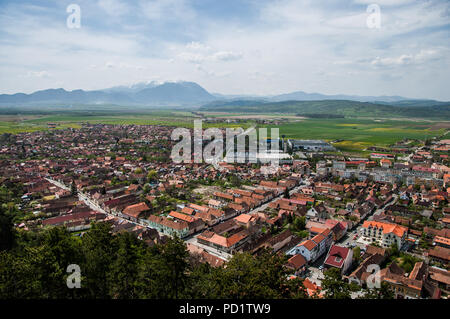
left=208, top=199, right=224, bottom=209
left=428, top=267, right=450, bottom=295
left=168, top=211, right=205, bottom=234
left=306, top=204, right=328, bottom=219
left=234, top=213, right=257, bottom=228
left=197, top=229, right=251, bottom=254
left=360, top=220, right=408, bottom=249
left=428, top=246, right=450, bottom=265
left=380, top=262, right=423, bottom=299
left=380, top=159, right=392, bottom=168
left=346, top=252, right=386, bottom=286
left=286, top=254, right=307, bottom=277
left=323, top=245, right=353, bottom=275
left=302, top=278, right=324, bottom=298
left=287, top=229, right=332, bottom=263
left=146, top=215, right=190, bottom=238
left=186, top=243, right=225, bottom=268
left=122, top=202, right=149, bottom=221
left=213, top=191, right=234, bottom=202
left=433, top=236, right=450, bottom=249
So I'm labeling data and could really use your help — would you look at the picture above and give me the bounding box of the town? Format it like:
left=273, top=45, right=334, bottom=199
left=0, top=122, right=448, bottom=299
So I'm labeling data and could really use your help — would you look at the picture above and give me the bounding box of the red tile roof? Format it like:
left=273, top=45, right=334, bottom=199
left=324, top=245, right=350, bottom=268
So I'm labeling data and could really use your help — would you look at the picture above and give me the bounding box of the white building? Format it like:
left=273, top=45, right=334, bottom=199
left=359, top=221, right=408, bottom=249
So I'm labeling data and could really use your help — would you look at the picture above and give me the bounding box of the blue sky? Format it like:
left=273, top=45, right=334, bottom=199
left=0, top=0, right=449, bottom=100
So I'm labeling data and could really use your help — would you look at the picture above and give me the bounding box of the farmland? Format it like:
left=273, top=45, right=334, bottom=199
left=263, top=118, right=448, bottom=152
left=0, top=111, right=448, bottom=154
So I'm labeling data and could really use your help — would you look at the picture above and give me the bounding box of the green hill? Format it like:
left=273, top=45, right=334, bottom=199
left=200, top=99, right=450, bottom=119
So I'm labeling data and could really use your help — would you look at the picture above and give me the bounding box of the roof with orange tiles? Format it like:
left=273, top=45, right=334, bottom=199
left=298, top=239, right=317, bottom=251
left=234, top=213, right=253, bottom=224
left=214, top=191, right=234, bottom=201
left=189, top=203, right=210, bottom=212
left=319, top=228, right=332, bottom=237
left=160, top=217, right=189, bottom=231
left=302, top=278, right=323, bottom=297
left=362, top=220, right=408, bottom=237
left=309, top=226, right=327, bottom=234
left=168, top=211, right=197, bottom=223
left=434, top=236, right=450, bottom=246
left=427, top=246, right=450, bottom=261
left=198, top=230, right=249, bottom=248
left=208, top=208, right=225, bottom=218
left=229, top=189, right=253, bottom=197
left=260, top=181, right=278, bottom=188
left=195, top=211, right=215, bottom=222
left=181, top=207, right=195, bottom=215
left=122, top=202, right=149, bottom=218
left=287, top=254, right=307, bottom=269
left=311, top=234, right=326, bottom=245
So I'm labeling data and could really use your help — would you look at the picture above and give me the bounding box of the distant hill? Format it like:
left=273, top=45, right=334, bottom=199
left=0, top=81, right=216, bottom=107
left=268, top=91, right=411, bottom=103
left=1, top=82, right=449, bottom=115
left=199, top=99, right=450, bottom=119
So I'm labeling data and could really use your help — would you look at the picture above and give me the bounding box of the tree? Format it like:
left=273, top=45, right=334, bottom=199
left=321, top=268, right=354, bottom=299
left=214, top=250, right=295, bottom=299
left=107, top=231, right=146, bottom=298
left=146, top=170, right=157, bottom=182
left=361, top=282, right=394, bottom=299
left=389, top=242, right=399, bottom=258
left=70, top=181, right=77, bottom=195
left=80, top=222, right=115, bottom=298
left=291, top=216, right=306, bottom=232
left=0, top=206, right=15, bottom=251
left=353, top=246, right=361, bottom=264
left=137, top=236, right=189, bottom=298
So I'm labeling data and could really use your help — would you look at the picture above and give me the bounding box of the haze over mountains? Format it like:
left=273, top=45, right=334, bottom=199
left=1, top=81, right=448, bottom=108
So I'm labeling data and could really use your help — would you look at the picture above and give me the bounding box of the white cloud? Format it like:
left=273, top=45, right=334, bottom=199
left=186, top=41, right=211, bottom=52
left=353, top=0, right=415, bottom=6
left=98, top=0, right=130, bottom=17
left=210, top=51, right=243, bottom=62
left=176, top=42, right=243, bottom=64
left=0, top=1, right=449, bottom=99
left=23, top=71, right=51, bottom=78
left=370, top=50, right=442, bottom=68
left=139, top=0, right=195, bottom=21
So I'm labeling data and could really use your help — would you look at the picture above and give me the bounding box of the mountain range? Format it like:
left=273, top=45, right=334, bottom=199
left=0, top=81, right=449, bottom=119
left=0, top=81, right=215, bottom=107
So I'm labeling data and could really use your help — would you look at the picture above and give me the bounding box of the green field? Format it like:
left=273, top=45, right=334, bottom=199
left=0, top=111, right=255, bottom=134
left=0, top=112, right=448, bottom=154
left=263, top=118, right=448, bottom=152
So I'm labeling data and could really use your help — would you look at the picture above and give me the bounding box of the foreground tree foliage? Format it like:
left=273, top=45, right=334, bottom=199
left=0, top=223, right=302, bottom=299
left=0, top=222, right=385, bottom=299
left=360, top=282, right=394, bottom=299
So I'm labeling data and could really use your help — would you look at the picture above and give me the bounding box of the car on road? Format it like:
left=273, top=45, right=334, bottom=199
left=353, top=234, right=358, bottom=240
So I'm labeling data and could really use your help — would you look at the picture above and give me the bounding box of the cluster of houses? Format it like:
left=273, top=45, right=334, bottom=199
left=0, top=125, right=449, bottom=299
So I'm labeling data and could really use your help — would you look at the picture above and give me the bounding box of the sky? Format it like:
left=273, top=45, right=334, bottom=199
left=0, top=0, right=449, bottom=100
